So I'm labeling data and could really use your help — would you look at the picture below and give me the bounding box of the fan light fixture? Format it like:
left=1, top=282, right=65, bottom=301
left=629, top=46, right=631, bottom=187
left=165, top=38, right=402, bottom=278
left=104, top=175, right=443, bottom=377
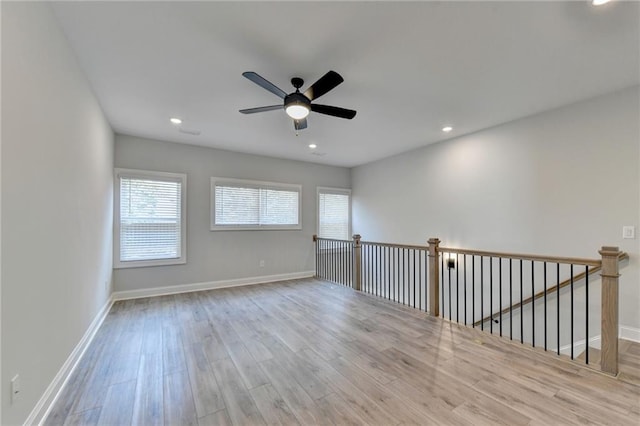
left=286, top=103, right=310, bottom=120
left=240, top=71, right=356, bottom=131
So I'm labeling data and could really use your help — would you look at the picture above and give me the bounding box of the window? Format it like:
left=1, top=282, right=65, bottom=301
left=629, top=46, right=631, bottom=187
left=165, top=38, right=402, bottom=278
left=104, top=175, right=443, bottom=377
left=114, top=169, right=186, bottom=268
left=211, top=177, right=301, bottom=230
left=317, top=187, right=351, bottom=240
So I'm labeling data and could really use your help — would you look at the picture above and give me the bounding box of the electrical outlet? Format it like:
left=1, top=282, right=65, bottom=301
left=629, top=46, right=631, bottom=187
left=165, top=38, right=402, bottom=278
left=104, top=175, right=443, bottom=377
left=259, top=260, right=265, bottom=267
left=623, top=226, right=635, bottom=239
left=11, top=374, right=20, bottom=403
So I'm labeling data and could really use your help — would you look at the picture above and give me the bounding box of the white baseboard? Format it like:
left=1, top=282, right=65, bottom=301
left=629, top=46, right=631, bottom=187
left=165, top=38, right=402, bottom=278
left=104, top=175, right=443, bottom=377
left=557, top=324, right=640, bottom=354
left=112, top=270, right=316, bottom=301
left=26, top=296, right=114, bottom=425
left=620, top=325, right=640, bottom=343
left=559, top=335, right=602, bottom=355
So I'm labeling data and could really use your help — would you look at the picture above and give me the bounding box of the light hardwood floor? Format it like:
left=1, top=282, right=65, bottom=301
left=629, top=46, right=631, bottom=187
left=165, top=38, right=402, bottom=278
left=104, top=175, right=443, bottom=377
left=45, top=278, right=640, bottom=425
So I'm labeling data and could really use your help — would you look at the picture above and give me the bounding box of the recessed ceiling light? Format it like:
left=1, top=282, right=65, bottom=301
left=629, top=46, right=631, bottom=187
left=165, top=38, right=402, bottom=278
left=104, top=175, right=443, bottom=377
left=592, top=0, right=611, bottom=5
left=309, top=143, right=317, bottom=149
left=442, top=126, right=453, bottom=132
left=170, top=117, right=182, bottom=124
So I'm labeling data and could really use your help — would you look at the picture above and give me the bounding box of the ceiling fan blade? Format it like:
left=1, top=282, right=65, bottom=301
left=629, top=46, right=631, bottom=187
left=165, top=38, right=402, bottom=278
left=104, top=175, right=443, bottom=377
left=294, top=118, right=308, bottom=130
left=239, top=105, right=283, bottom=114
left=303, top=71, right=344, bottom=101
left=242, top=72, right=287, bottom=99
left=311, top=104, right=357, bottom=119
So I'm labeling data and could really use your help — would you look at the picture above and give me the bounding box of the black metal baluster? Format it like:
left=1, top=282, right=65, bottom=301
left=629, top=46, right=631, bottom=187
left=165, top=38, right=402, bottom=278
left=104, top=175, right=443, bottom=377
left=362, top=244, right=365, bottom=290
left=531, top=260, right=535, bottom=348
left=378, top=245, right=381, bottom=295
left=520, top=259, right=523, bottom=344
left=480, top=256, right=484, bottom=331
left=441, top=252, right=445, bottom=316
left=387, top=246, right=390, bottom=298
left=557, top=263, right=560, bottom=356
left=509, top=259, right=513, bottom=340
left=490, top=256, right=493, bottom=334
left=338, top=241, right=342, bottom=284
left=392, top=247, right=400, bottom=301
left=363, top=245, right=367, bottom=291
left=328, top=240, right=331, bottom=281
left=448, top=254, right=452, bottom=321
left=337, top=240, right=340, bottom=284
left=344, top=241, right=347, bottom=285
left=464, top=255, right=468, bottom=325
left=374, top=244, right=377, bottom=295
left=323, top=240, right=327, bottom=280
left=377, top=246, right=381, bottom=295
left=335, top=240, right=338, bottom=283
left=402, top=248, right=406, bottom=305
left=329, top=240, right=332, bottom=282
left=544, top=262, right=547, bottom=351
left=362, top=245, right=366, bottom=290
left=349, top=242, right=353, bottom=287
left=499, top=257, right=503, bottom=337
left=370, top=244, right=374, bottom=293
left=345, top=241, right=348, bottom=286
left=337, top=241, right=340, bottom=284
left=334, top=240, right=338, bottom=283
left=379, top=245, right=382, bottom=297
left=395, top=247, right=399, bottom=303
left=472, top=256, right=475, bottom=328
left=364, top=246, right=373, bottom=293
left=418, top=250, right=424, bottom=311
left=456, top=253, right=459, bottom=323
left=570, top=264, right=574, bottom=360
left=405, top=248, right=409, bottom=305
left=585, top=265, right=589, bottom=365
left=413, top=249, right=416, bottom=309
left=391, top=247, right=395, bottom=301
left=319, top=239, right=323, bottom=279
left=329, top=240, right=333, bottom=282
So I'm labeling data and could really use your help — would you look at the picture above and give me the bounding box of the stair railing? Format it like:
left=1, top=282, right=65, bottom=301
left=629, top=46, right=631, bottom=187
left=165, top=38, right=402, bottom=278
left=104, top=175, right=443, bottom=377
left=313, top=234, right=626, bottom=376
left=434, top=241, right=627, bottom=376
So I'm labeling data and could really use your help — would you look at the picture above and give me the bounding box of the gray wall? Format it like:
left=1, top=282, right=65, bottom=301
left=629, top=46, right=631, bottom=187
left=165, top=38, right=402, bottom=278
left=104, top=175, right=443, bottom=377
left=1, top=2, right=114, bottom=424
left=352, top=87, right=640, bottom=333
left=114, top=135, right=351, bottom=292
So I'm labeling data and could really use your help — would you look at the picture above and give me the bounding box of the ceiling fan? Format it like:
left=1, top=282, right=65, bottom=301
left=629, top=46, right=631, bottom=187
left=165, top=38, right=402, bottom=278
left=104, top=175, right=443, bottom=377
left=239, top=70, right=356, bottom=131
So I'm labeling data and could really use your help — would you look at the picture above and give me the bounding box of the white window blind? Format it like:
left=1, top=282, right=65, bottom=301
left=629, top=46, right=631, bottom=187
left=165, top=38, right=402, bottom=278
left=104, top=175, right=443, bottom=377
left=211, top=178, right=301, bottom=230
left=115, top=169, right=186, bottom=268
left=318, top=188, right=351, bottom=240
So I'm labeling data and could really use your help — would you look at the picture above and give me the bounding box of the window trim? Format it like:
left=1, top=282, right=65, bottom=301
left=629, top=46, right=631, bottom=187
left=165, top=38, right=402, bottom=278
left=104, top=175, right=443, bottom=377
left=114, top=168, right=187, bottom=269
left=317, top=186, right=352, bottom=241
left=210, top=177, right=302, bottom=231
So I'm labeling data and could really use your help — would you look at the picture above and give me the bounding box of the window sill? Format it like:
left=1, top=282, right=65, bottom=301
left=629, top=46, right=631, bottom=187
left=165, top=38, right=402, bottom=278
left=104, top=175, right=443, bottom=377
left=114, top=257, right=187, bottom=269
left=210, top=225, right=302, bottom=231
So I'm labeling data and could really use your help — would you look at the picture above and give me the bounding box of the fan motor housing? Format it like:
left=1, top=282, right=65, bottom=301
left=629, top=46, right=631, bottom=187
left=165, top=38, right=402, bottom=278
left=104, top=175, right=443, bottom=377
left=284, top=92, right=311, bottom=109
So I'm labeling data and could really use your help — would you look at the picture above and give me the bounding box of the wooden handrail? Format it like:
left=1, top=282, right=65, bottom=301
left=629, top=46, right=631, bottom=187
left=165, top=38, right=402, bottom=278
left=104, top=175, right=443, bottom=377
left=439, top=246, right=602, bottom=267
left=313, top=236, right=353, bottom=244
left=361, top=240, right=429, bottom=250
left=472, top=252, right=628, bottom=327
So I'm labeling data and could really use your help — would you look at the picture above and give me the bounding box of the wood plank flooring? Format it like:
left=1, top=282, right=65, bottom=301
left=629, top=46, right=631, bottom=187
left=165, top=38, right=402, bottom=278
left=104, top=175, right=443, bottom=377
left=45, top=278, right=640, bottom=425
left=576, top=340, right=640, bottom=387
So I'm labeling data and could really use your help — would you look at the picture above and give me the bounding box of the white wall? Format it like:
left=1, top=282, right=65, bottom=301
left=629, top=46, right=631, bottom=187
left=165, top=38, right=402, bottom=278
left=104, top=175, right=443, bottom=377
left=1, top=3, right=114, bottom=424
left=352, top=87, right=640, bottom=334
left=114, top=135, right=350, bottom=293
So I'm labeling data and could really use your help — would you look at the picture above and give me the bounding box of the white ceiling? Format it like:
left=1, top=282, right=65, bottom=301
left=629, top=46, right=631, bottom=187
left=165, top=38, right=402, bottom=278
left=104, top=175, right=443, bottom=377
left=51, top=1, right=639, bottom=167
